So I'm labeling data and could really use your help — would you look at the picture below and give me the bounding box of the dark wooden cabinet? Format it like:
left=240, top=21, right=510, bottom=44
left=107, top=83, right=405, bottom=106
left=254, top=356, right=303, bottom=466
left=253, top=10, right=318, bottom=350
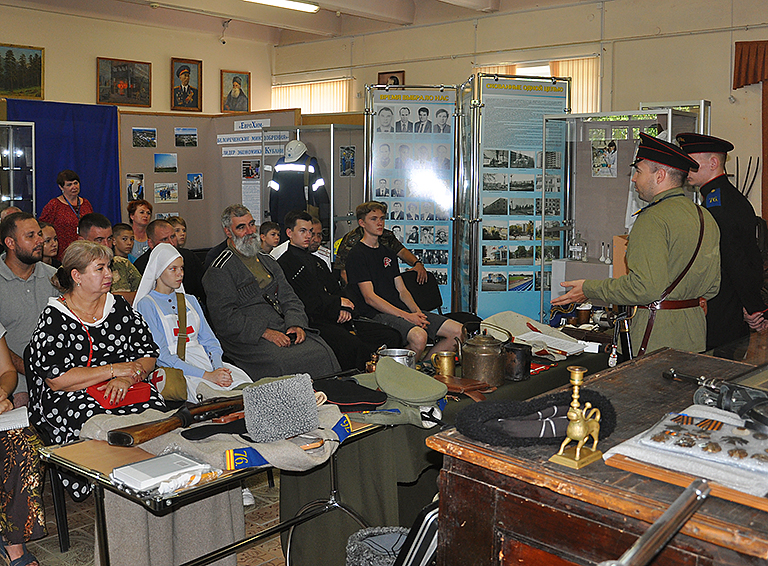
left=428, top=349, right=768, bottom=566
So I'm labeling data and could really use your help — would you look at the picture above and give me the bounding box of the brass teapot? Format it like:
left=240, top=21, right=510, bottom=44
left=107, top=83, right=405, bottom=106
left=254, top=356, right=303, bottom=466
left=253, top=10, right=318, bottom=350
left=455, top=323, right=513, bottom=387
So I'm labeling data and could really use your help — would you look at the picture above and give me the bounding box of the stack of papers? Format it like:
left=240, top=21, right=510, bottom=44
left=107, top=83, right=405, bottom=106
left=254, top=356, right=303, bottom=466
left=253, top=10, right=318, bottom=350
left=516, top=331, right=585, bottom=356
left=0, top=407, right=29, bottom=432
left=111, top=453, right=209, bottom=491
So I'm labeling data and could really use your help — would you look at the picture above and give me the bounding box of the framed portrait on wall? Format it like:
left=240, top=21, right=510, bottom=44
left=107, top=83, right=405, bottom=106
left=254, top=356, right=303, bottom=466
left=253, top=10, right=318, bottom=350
left=171, top=57, right=202, bottom=112
left=377, top=70, right=405, bottom=86
left=0, top=43, right=44, bottom=99
left=221, top=70, right=250, bottom=113
left=97, top=57, right=151, bottom=107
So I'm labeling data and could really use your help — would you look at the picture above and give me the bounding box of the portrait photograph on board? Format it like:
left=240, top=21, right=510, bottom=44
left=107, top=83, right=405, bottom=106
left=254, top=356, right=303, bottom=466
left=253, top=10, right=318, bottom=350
left=378, top=70, right=404, bottom=86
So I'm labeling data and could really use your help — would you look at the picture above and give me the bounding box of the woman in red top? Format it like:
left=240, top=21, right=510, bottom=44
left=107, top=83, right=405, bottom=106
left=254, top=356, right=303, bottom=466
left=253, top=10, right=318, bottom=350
left=39, top=170, right=93, bottom=260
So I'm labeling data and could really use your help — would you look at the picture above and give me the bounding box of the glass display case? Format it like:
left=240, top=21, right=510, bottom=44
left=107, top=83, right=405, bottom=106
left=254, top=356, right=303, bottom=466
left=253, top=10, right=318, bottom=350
left=543, top=109, right=704, bottom=300
left=261, top=124, right=364, bottom=255
left=0, top=121, right=35, bottom=214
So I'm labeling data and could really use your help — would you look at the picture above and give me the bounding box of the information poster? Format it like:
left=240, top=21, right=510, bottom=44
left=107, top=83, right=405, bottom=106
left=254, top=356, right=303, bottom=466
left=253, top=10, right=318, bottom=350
left=371, top=88, right=456, bottom=306
left=477, top=77, right=567, bottom=320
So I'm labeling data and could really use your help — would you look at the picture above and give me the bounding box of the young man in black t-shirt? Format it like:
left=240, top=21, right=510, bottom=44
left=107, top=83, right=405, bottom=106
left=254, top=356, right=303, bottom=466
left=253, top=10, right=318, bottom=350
left=346, top=202, right=463, bottom=360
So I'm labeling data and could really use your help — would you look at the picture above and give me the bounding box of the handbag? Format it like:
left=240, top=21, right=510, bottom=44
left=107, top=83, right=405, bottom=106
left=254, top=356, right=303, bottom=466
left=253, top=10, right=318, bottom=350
left=61, top=297, right=154, bottom=409
left=86, top=381, right=151, bottom=409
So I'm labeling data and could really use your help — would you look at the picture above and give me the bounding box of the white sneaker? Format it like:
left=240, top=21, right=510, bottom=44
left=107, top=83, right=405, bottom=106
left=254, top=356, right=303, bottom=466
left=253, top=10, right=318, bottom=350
left=242, top=487, right=255, bottom=507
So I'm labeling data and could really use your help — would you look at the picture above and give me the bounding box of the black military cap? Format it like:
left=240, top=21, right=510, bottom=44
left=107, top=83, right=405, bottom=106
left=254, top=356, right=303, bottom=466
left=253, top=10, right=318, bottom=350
left=633, top=132, right=699, bottom=172
left=675, top=132, right=734, bottom=154
left=176, top=65, right=191, bottom=77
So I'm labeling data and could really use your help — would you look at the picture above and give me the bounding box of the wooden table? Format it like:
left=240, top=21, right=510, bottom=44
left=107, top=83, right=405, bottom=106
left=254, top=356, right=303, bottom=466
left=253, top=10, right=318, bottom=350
left=427, top=348, right=768, bottom=566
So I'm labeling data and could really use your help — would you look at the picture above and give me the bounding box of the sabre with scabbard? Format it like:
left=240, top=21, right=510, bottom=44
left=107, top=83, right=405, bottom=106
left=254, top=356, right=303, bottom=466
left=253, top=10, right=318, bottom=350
left=661, top=367, right=723, bottom=391
left=662, top=367, right=768, bottom=431
left=107, top=368, right=362, bottom=447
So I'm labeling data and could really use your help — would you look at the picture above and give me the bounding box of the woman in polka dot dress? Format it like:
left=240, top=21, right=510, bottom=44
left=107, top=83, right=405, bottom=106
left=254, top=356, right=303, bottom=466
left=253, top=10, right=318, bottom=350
left=26, top=241, right=166, bottom=497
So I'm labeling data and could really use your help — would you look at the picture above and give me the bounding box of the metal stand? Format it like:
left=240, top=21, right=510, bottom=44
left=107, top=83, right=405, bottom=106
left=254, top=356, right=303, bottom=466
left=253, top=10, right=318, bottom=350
left=284, top=450, right=369, bottom=566
left=93, top=484, right=110, bottom=566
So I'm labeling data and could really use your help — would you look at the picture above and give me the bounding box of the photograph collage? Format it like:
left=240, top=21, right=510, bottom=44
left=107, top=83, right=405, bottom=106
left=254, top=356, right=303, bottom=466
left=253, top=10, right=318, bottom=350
left=130, top=126, right=204, bottom=207
left=479, top=147, right=564, bottom=293
left=372, top=101, right=454, bottom=289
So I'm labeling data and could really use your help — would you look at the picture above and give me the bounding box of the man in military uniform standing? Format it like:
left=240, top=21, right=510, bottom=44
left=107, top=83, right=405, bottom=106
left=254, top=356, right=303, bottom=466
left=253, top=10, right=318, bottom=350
left=173, top=65, right=198, bottom=109
left=552, top=133, right=721, bottom=356
left=677, top=132, right=767, bottom=349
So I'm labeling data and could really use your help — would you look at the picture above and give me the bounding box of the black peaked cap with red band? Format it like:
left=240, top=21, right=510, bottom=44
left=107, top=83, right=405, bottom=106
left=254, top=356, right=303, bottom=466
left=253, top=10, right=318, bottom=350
left=675, top=132, right=734, bottom=155
left=633, top=132, right=699, bottom=172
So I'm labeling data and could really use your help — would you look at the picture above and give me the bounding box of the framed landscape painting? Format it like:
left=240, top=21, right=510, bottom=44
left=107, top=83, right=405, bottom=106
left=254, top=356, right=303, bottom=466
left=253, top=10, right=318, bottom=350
left=0, top=43, right=44, bottom=99
left=97, top=57, right=151, bottom=107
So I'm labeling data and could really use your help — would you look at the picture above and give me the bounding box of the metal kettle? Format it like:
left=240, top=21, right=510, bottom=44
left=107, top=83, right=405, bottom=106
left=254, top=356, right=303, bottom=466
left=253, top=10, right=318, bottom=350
left=455, top=323, right=512, bottom=387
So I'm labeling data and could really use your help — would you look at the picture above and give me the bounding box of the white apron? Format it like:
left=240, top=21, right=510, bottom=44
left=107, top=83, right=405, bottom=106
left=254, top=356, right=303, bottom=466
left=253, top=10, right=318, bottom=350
left=146, top=294, right=251, bottom=402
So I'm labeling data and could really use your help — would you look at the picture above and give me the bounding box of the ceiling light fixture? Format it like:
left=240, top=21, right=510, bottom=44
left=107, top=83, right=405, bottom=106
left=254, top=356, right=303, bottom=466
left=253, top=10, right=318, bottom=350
left=242, top=0, right=319, bottom=13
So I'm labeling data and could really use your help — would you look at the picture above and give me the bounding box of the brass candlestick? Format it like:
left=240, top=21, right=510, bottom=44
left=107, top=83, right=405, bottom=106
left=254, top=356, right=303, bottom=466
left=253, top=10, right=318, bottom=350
left=549, top=365, right=603, bottom=469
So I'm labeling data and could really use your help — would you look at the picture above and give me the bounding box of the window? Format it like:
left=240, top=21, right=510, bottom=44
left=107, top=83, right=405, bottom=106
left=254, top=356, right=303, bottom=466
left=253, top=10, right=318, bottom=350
left=549, top=58, right=599, bottom=114
left=475, top=57, right=599, bottom=114
left=271, top=78, right=350, bottom=114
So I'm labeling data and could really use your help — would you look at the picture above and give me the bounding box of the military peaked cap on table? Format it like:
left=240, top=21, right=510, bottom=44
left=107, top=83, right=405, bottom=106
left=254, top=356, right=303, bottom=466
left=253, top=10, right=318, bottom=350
left=676, top=132, right=735, bottom=155
left=632, top=132, right=699, bottom=172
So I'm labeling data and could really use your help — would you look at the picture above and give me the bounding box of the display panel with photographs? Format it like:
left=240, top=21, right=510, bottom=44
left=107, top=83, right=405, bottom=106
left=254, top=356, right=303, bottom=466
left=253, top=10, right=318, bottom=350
left=371, top=87, right=456, bottom=307
left=476, top=75, right=568, bottom=320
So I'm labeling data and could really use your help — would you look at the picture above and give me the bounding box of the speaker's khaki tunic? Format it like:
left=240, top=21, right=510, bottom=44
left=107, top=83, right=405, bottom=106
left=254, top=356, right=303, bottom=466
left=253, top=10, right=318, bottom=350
left=583, top=187, right=721, bottom=356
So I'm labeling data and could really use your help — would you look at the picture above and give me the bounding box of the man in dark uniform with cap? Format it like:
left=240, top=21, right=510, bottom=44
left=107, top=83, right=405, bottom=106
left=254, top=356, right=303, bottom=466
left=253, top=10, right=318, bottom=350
left=173, top=65, right=198, bottom=108
left=553, top=133, right=721, bottom=356
left=677, top=132, right=767, bottom=350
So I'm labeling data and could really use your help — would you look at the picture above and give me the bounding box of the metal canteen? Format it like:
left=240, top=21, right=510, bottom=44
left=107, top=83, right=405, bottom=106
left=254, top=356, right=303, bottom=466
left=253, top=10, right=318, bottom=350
left=455, top=323, right=513, bottom=387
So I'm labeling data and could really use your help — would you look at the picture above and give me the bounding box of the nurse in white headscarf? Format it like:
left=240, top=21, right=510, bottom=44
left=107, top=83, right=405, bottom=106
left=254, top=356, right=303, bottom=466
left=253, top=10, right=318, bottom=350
left=134, top=243, right=251, bottom=402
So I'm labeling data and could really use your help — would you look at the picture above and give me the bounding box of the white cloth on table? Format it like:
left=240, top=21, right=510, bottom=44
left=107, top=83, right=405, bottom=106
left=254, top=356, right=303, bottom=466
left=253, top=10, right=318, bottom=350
left=604, top=404, right=768, bottom=497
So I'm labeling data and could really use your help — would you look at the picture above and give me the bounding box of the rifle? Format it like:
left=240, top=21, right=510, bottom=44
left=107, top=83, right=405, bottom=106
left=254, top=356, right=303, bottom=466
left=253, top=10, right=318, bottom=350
left=108, top=396, right=244, bottom=447
left=107, top=368, right=363, bottom=447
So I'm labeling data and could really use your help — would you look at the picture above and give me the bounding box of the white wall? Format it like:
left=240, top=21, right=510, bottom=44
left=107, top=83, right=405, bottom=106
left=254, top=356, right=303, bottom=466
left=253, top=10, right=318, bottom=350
left=273, top=0, right=768, bottom=210
left=0, top=3, right=273, bottom=113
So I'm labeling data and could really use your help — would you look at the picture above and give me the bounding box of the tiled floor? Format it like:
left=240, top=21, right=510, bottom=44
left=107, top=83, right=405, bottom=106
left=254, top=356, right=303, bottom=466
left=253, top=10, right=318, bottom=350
left=26, top=471, right=286, bottom=566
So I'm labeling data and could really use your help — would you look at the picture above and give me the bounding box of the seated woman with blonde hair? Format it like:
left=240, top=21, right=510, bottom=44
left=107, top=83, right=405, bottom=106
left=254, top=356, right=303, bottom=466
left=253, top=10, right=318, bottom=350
left=27, top=240, right=166, bottom=498
left=135, top=243, right=251, bottom=402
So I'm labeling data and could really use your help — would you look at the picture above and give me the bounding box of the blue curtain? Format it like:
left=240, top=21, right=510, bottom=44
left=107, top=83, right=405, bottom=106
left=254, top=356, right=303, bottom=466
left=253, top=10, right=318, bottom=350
left=6, top=99, right=121, bottom=222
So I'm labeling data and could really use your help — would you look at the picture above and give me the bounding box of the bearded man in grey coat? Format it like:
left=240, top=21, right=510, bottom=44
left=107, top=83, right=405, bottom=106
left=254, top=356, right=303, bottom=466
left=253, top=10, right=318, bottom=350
left=203, top=204, right=340, bottom=380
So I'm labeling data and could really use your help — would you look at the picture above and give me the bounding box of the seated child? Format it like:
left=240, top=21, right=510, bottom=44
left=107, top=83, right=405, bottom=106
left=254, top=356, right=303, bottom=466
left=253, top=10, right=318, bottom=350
left=260, top=221, right=281, bottom=254
left=113, top=223, right=137, bottom=262
left=110, top=223, right=142, bottom=303
left=167, top=216, right=187, bottom=249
